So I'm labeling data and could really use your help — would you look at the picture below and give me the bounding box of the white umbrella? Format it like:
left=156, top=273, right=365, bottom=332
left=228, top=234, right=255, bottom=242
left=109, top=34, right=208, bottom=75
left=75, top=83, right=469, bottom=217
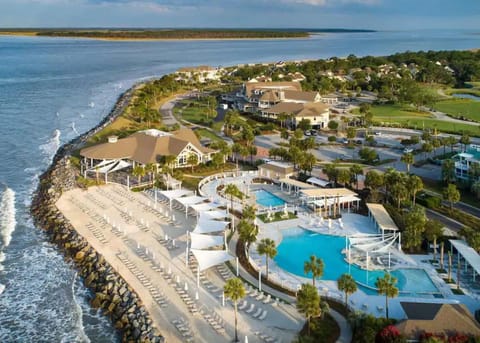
left=184, top=282, right=188, bottom=291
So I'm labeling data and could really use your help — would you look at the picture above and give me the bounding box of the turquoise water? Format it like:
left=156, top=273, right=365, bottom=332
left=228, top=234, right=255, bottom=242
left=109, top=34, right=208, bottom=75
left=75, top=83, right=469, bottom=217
left=255, top=189, right=286, bottom=207
left=275, top=228, right=439, bottom=296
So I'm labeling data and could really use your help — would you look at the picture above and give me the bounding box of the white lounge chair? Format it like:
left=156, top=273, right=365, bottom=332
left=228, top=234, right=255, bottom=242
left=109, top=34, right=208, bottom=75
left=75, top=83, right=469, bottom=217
left=245, top=304, right=255, bottom=314
left=263, top=294, right=271, bottom=304
left=258, top=310, right=268, bottom=320
left=252, top=308, right=263, bottom=318
left=238, top=300, right=248, bottom=311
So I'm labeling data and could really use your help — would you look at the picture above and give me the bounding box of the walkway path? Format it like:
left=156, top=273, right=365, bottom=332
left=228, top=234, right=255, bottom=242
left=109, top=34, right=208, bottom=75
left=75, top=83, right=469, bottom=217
left=227, top=232, right=353, bottom=343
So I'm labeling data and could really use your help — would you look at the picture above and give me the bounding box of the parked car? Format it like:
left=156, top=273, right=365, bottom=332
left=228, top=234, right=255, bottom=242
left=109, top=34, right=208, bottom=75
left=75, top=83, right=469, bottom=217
left=310, top=130, right=318, bottom=136
left=341, top=138, right=349, bottom=144
left=374, top=131, right=382, bottom=136
left=403, top=148, right=413, bottom=153
left=304, top=131, right=311, bottom=136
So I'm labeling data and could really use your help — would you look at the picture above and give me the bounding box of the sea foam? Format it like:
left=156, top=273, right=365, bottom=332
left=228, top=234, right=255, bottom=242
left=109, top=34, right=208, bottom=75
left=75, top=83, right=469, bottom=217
left=0, top=187, right=16, bottom=248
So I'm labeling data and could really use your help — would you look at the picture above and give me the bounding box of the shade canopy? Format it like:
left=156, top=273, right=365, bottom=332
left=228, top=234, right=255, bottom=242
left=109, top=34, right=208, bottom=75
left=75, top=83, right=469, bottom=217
left=301, top=187, right=358, bottom=199
left=190, top=249, right=234, bottom=271
left=190, top=202, right=221, bottom=213
left=199, top=210, right=228, bottom=220
left=366, top=203, right=399, bottom=231
left=175, top=195, right=206, bottom=207
left=189, top=232, right=225, bottom=249
left=279, top=178, right=316, bottom=189
left=450, top=239, right=480, bottom=277
left=307, top=177, right=331, bottom=187
left=193, top=219, right=230, bottom=234
left=159, top=189, right=193, bottom=200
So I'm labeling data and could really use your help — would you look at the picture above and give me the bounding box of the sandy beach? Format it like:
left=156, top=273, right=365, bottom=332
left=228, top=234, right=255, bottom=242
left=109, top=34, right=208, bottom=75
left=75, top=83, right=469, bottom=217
left=56, top=184, right=302, bottom=343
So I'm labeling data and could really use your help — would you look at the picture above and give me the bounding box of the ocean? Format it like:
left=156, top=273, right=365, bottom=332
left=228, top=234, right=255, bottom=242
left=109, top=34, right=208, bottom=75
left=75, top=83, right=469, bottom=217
left=0, top=29, right=478, bottom=342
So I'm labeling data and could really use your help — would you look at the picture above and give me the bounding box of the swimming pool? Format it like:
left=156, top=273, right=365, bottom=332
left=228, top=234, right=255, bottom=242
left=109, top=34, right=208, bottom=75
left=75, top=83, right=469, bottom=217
left=274, top=228, right=439, bottom=296
left=254, top=189, right=286, bottom=207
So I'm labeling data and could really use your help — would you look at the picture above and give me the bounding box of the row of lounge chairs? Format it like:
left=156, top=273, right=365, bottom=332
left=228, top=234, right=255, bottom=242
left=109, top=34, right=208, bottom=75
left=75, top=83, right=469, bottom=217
left=95, top=187, right=125, bottom=206
left=85, top=222, right=107, bottom=244
left=171, top=317, right=194, bottom=342
left=84, top=193, right=107, bottom=210
left=199, top=307, right=225, bottom=335
left=116, top=252, right=168, bottom=308
left=254, top=331, right=281, bottom=343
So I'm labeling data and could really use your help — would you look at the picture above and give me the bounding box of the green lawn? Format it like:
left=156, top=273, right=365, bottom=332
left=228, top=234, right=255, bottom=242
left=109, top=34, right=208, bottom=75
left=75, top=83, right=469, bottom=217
left=195, top=128, right=223, bottom=142
left=434, top=99, right=480, bottom=122
left=174, top=99, right=216, bottom=126
left=370, top=104, right=480, bottom=134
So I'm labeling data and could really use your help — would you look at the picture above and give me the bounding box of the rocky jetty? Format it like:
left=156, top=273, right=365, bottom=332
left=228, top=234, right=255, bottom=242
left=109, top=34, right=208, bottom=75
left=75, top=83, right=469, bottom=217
left=30, top=85, right=165, bottom=342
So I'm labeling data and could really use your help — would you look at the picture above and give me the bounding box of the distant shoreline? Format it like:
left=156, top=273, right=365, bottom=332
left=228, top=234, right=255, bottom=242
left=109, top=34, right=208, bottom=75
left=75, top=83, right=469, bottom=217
left=0, top=28, right=377, bottom=41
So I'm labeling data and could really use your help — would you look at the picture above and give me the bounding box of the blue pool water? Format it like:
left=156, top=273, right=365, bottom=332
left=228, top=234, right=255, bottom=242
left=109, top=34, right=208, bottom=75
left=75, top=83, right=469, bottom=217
left=254, top=189, right=286, bottom=207
left=275, top=228, right=439, bottom=296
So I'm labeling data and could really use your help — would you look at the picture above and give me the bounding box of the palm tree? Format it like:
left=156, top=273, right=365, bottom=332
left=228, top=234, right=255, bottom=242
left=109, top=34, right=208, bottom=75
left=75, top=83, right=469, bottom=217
left=238, top=220, right=258, bottom=256
left=145, top=163, right=156, bottom=183
left=224, top=278, right=246, bottom=343
left=349, top=164, right=363, bottom=190
left=242, top=204, right=257, bottom=223
left=296, top=283, right=321, bottom=336
left=257, top=238, right=277, bottom=280
left=375, top=273, right=398, bottom=319
left=304, top=255, right=324, bottom=287
left=424, top=219, right=443, bottom=261
left=132, top=165, right=145, bottom=184
left=442, top=159, right=456, bottom=184
left=401, top=152, right=414, bottom=173
left=406, top=174, right=423, bottom=206
left=164, top=155, right=176, bottom=173
left=225, top=184, right=240, bottom=210
left=337, top=273, right=357, bottom=306
left=187, top=153, right=198, bottom=173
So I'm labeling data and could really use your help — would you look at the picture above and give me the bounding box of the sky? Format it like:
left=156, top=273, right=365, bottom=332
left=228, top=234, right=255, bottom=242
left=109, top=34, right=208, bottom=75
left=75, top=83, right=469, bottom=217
left=0, top=0, right=479, bottom=30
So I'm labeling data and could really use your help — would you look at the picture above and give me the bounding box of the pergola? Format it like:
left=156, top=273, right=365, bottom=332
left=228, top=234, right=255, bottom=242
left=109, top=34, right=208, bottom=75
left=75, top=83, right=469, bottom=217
left=300, top=188, right=360, bottom=216
left=449, top=239, right=480, bottom=282
left=279, top=178, right=316, bottom=194
left=366, top=203, right=400, bottom=244
left=306, top=177, right=331, bottom=188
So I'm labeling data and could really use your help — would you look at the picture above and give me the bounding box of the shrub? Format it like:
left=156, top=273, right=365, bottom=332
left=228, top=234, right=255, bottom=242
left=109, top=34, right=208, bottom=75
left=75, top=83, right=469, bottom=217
left=376, top=325, right=406, bottom=343
left=328, top=136, right=337, bottom=142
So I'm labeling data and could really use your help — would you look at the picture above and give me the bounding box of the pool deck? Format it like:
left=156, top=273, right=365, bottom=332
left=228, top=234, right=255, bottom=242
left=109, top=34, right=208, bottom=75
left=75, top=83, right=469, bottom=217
left=253, top=212, right=480, bottom=319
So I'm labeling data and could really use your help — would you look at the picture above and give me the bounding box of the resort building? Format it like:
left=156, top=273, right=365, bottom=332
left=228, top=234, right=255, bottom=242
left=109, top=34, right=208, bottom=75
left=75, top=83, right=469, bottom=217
left=453, top=144, right=480, bottom=181
left=80, top=128, right=216, bottom=175
left=175, top=65, right=223, bottom=83
left=258, top=161, right=295, bottom=182
left=238, top=81, right=302, bottom=112
left=260, top=102, right=330, bottom=129
left=395, top=302, right=480, bottom=341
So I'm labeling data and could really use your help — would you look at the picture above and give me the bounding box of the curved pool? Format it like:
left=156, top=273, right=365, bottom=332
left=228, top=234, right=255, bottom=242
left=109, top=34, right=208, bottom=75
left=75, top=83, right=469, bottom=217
left=274, top=228, right=439, bottom=296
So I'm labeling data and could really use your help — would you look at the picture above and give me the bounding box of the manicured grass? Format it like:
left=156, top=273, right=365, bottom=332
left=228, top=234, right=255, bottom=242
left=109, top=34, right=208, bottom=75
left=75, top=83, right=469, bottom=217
left=195, top=128, right=223, bottom=142
left=174, top=98, right=216, bottom=126
left=370, top=104, right=430, bottom=120
left=369, top=104, right=480, bottom=134
left=434, top=99, right=480, bottom=122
